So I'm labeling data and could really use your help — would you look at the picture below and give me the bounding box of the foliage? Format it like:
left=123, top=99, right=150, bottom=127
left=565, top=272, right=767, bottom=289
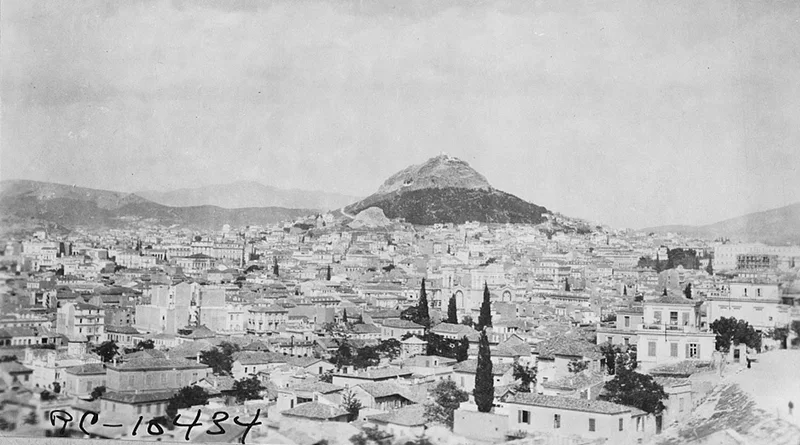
left=341, top=388, right=363, bottom=422
left=136, top=339, right=155, bottom=350
left=568, top=359, right=589, bottom=373
left=349, top=426, right=392, bottom=445
left=565, top=280, right=571, bottom=292
left=665, top=248, right=700, bottom=270
left=52, top=382, right=61, bottom=393
left=376, top=338, right=403, bottom=361
left=319, top=369, right=334, bottom=383
left=456, top=336, right=470, bottom=362
left=232, top=376, right=264, bottom=403
left=201, top=347, right=234, bottom=375
left=710, top=317, right=762, bottom=352
left=342, top=309, right=349, bottom=324
left=219, top=341, right=242, bottom=357
left=424, top=379, right=469, bottom=428
left=599, top=367, right=667, bottom=415
left=40, top=390, right=56, bottom=401
left=512, top=362, right=537, bottom=393
left=601, top=314, right=617, bottom=323
left=461, top=315, right=473, bottom=327
left=326, top=265, right=332, bottom=281
left=166, top=386, right=210, bottom=420
left=0, top=418, right=16, bottom=431
left=416, top=279, right=430, bottom=328
left=683, top=283, right=693, bottom=299
left=353, top=344, right=381, bottom=369
left=600, top=343, right=637, bottom=375
left=473, top=330, right=494, bottom=413
left=90, top=385, right=106, bottom=401
left=447, top=294, right=458, bottom=324
left=792, top=321, right=800, bottom=347
left=476, top=282, right=492, bottom=331
left=23, top=410, right=38, bottom=425
left=705, top=259, right=714, bottom=275
left=93, top=340, right=119, bottom=363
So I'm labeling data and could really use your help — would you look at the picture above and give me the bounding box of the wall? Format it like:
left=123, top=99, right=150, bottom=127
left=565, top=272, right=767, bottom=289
left=453, top=409, right=509, bottom=442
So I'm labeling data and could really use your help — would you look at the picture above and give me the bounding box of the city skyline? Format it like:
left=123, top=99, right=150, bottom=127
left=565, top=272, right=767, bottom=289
left=3, top=0, right=800, bottom=229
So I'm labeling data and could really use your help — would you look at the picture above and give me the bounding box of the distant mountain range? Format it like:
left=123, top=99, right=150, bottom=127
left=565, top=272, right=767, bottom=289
left=136, top=180, right=360, bottom=211
left=0, top=180, right=314, bottom=234
left=344, top=154, right=549, bottom=225
left=643, top=202, right=800, bottom=245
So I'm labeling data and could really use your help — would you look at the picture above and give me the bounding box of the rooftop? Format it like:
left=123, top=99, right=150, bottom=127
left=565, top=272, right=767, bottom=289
left=281, top=401, right=348, bottom=420
left=507, top=393, right=632, bottom=415
left=368, top=403, right=426, bottom=426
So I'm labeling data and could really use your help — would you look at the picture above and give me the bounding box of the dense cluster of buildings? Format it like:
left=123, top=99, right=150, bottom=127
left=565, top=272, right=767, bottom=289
left=1, top=218, right=799, bottom=444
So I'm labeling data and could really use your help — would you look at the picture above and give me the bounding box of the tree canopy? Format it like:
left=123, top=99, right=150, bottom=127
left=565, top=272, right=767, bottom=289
left=710, top=317, right=762, bottom=352
left=599, top=367, right=667, bottom=415
left=447, top=294, right=458, bottom=324
left=93, top=340, right=118, bottom=363
left=200, top=348, right=234, bottom=375
left=231, top=376, right=264, bottom=403
left=424, top=379, right=469, bottom=428
left=166, top=386, right=210, bottom=420
left=512, top=362, right=537, bottom=393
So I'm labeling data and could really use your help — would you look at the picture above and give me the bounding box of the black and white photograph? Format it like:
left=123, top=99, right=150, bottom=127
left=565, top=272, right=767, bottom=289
left=1, top=1, right=800, bottom=444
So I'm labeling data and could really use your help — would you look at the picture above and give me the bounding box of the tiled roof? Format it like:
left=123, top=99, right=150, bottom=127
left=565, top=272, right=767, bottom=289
left=199, top=375, right=236, bottom=392
left=532, top=336, right=603, bottom=360
left=105, top=325, right=141, bottom=334
left=168, top=340, right=216, bottom=358
left=351, top=324, right=382, bottom=334
left=453, top=359, right=512, bottom=376
left=109, top=357, right=209, bottom=371
left=102, top=389, right=176, bottom=404
left=368, top=403, right=426, bottom=426
left=401, top=336, right=427, bottom=344
left=507, top=393, right=632, bottom=415
left=355, top=382, right=411, bottom=399
left=122, top=349, right=168, bottom=361
left=285, top=356, right=324, bottom=368
left=430, top=322, right=474, bottom=336
left=65, top=363, right=106, bottom=376
left=281, top=401, right=348, bottom=420
left=232, top=351, right=288, bottom=366
left=249, top=304, right=288, bottom=313
left=291, top=381, right=344, bottom=394
left=541, top=371, right=605, bottom=391
left=382, top=319, right=424, bottom=329
left=649, top=296, right=702, bottom=306
left=0, top=361, right=33, bottom=374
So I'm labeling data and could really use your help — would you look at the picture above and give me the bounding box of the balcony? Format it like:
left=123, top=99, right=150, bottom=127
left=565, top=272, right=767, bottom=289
left=639, top=323, right=704, bottom=333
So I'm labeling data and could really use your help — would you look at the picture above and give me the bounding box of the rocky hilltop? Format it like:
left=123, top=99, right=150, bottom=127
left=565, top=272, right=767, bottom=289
left=375, top=154, right=491, bottom=195
left=345, top=155, right=548, bottom=225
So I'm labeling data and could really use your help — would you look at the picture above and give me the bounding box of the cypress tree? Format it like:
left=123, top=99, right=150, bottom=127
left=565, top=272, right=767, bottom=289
left=705, top=259, right=713, bottom=276
left=662, top=288, right=668, bottom=296
left=326, top=265, right=332, bottom=281
left=342, top=309, right=349, bottom=324
left=473, top=329, right=494, bottom=413
left=477, top=282, right=492, bottom=331
left=623, top=285, right=627, bottom=296
left=447, top=294, right=458, bottom=324
left=654, top=253, right=662, bottom=273
left=456, top=336, right=470, bottom=362
left=683, top=283, right=693, bottom=299
left=417, top=278, right=430, bottom=327
left=273, top=257, right=279, bottom=277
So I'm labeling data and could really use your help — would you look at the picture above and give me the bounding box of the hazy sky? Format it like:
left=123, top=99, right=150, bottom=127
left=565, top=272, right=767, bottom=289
left=2, top=0, right=799, bottom=229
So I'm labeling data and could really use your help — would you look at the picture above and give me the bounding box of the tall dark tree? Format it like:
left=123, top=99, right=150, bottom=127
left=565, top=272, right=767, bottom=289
left=623, top=285, right=627, bottom=296
left=200, top=348, right=234, bottom=375
left=456, top=336, right=470, bottom=362
left=564, top=279, right=571, bottom=292
left=417, top=279, right=430, bottom=327
left=341, top=388, right=363, bottom=422
left=705, top=259, right=714, bottom=275
left=342, top=309, right=349, bottom=324
left=447, top=294, right=458, bottom=324
left=461, top=315, right=473, bottom=327
left=662, top=288, right=668, bottom=297
left=93, top=340, right=119, bottom=363
left=654, top=253, right=662, bottom=273
left=166, top=386, right=210, bottom=420
left=273, top=257, right=279, bottom=277
left=476, top=282, right=492, bottom=331
left=326, top=265, right=332, bottom=281
left=231, top=376, right=265, bottom=403
left=473, top=330, right=494, bottom=413
left=599, top=368, right=667, bottom=415
left=136, top=339, right=155, bottom=350
left=90, top=385, right=106, bottom=401
left=683, top=283, right=693, bottom=299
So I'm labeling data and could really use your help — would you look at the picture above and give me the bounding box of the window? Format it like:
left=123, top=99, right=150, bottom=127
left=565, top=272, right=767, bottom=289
left=669, top=311, right=678, bottom=325
left=518, top=410, right=530, bottom=424
left=757, top=288, right=761, bottom=297
left=648, top=341, right=656, bottom=357
left=688, top=343, right=699, bottom=358
left=137, top=405, right=142, bottom=414
left=460, top=377, right=465, bottom=387
left=624, top=316, right=630, bottom=328
left=679, top=398, right=684, bottom=412
left=619, top=418, right=624, bottom=431
left=682, top=312, right=689, bottom=326
left=554, top=414, right=561, bottom=429
left=589, top=418, right=596, bottom=432
left=653, top=311, right=662, bottom=323
left=623, top=337, right=630, bottom=346
left=607, top=337, right=613, bottom=344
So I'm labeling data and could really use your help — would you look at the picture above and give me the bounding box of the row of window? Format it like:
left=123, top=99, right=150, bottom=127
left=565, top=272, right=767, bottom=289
left=517, top=411, right=624, bottom=432
left=648, top=341, right=699, bottom=358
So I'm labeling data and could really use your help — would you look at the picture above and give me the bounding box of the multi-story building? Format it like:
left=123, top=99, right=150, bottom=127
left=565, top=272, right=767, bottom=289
left=56, top=302, right=105, bottom=343
left=247, top=305, right=289, bottom=335
left=705, top=281, right=791, bottom=331
left=636, top=296, right=715, bottom=370
left=597, top=306, right=643, bottom=346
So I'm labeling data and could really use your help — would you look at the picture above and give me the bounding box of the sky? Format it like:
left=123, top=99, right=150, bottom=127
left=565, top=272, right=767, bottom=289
left=2, top=0, right=799, bottom=229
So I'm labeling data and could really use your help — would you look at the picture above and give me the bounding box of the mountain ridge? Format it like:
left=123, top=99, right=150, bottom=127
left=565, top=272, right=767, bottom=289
left=135, top=180, right=360, bottom=211
left=0, top=180, right=314, bottom=233
left=642, top=202, right=800, bottom=245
